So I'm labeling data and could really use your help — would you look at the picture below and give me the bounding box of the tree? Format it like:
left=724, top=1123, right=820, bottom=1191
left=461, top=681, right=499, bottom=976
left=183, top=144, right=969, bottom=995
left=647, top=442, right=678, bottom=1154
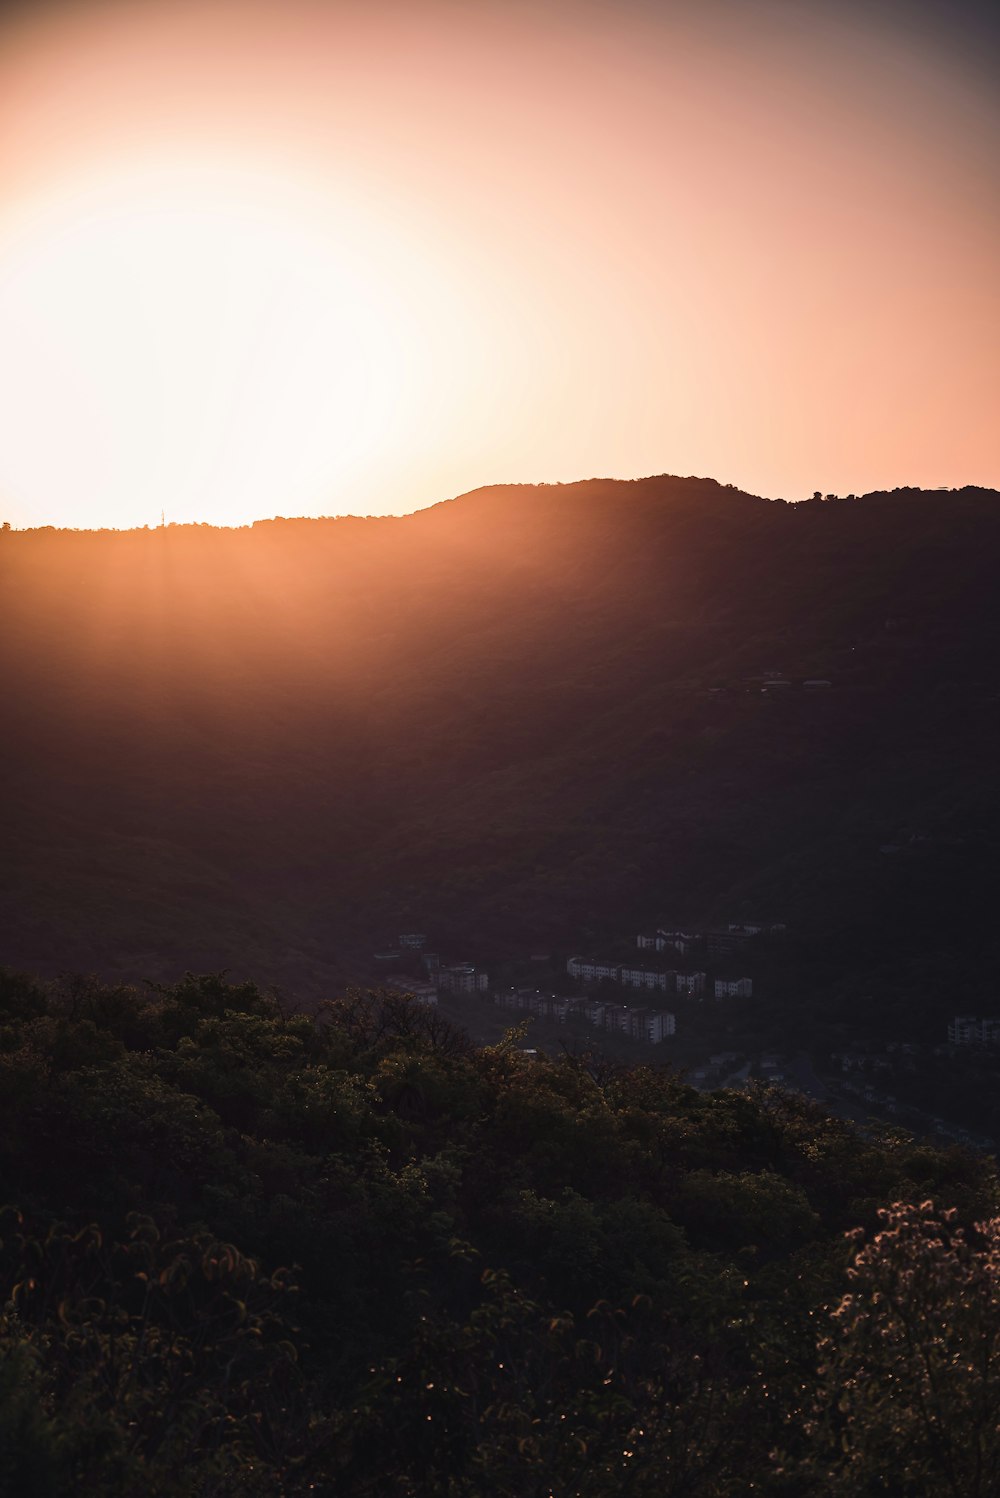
left=812, top=1200, right=1000, bottom=1496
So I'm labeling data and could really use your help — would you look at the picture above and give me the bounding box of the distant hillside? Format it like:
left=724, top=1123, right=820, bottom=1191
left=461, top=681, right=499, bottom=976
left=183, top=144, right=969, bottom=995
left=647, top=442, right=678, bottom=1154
left=3, top=476, right=999, bottom=1017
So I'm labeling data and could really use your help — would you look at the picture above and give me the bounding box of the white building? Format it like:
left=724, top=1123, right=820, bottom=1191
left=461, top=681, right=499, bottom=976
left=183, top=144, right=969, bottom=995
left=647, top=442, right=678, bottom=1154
left=657, top=930, right=698, bottom=954
left=714, top=977, right=753, bottom=998
left=619, top=965, right=670, bottom=992
left=630, top=1009, right=676, bottom=1042
left=585, top=1000, right=611, bottom=1026
left=439, top=963, right=488, bottom=994
left=674, top=971, right=707, bottom=996
left=567, top=957, right=620, bottom=983
left=637, top=931, right=698, bottom=955
left=949, top=1016, right=1000, bottom=1045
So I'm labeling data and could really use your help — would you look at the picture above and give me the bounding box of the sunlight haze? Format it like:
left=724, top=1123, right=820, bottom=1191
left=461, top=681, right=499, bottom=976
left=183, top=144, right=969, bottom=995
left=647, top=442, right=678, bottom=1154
left=0, top=0, right=997, bottom=526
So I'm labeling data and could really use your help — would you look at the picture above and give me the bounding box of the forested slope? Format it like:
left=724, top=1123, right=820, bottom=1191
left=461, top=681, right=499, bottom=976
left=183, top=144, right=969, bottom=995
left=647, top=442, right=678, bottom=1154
left=0, top=967, right=998, bottom=1495
left=2, top=477, right=998, bottom=1012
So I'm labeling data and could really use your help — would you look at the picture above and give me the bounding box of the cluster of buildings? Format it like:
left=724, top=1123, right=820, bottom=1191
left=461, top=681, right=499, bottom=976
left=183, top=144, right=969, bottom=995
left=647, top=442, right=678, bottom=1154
left=376, top=932, right=489, bottom=1006
left=373, top=916, right=772, bottom=1054
left=637, top=922, right=784, bottom=952
left=639, top=923, right=784, bottom=961
left=948, top=1016, right=1000, bottom=1047
left=568, top=931, right=758, bottom=999
left=637, top=929, right=700, bottom=956
left=438, top=963, right=489, bottom=994
left=567, top=957, right=714, bottom=996
left=496, top=988, right=675, bottom=1043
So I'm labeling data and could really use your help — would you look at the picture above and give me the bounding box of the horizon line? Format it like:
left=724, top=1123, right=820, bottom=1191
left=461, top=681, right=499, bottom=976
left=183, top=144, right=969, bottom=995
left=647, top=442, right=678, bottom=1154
left=1, top=473, right=988, bottom=534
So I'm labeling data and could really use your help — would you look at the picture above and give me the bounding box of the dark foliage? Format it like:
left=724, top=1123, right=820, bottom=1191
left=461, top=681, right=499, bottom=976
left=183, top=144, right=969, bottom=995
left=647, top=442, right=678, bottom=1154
left=0, top=967, right=997, bottom=1494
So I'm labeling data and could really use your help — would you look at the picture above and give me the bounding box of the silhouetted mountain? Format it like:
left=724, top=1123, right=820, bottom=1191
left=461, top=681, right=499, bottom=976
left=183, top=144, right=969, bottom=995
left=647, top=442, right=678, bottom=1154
left=3, top=476, right=999, bottom=1023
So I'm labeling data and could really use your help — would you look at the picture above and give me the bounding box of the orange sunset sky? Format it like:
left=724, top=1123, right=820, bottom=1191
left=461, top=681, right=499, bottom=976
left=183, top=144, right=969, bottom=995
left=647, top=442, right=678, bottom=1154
left=0, top=0, right=997, bottom=529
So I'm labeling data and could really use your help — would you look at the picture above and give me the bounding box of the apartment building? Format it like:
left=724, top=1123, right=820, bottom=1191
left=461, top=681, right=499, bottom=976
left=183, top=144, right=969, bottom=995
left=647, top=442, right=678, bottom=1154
left=714, top=977, right=753, bottom=998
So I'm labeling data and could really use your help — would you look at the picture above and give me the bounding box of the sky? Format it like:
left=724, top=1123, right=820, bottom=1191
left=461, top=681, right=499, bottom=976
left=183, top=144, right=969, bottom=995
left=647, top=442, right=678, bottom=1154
left=0, top=0, right=997, bottom=527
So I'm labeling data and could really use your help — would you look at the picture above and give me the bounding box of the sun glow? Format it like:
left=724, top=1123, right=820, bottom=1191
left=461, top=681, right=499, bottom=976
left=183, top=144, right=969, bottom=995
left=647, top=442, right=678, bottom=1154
left=0, top=0, right=997, bottom=526
left=0, top=162, right=437, bottom=528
